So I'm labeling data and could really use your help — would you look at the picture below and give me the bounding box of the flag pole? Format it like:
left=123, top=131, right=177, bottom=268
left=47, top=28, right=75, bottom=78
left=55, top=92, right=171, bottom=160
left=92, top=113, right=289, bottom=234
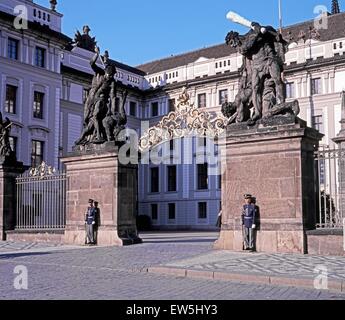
left=278, top=0, right=283, bottom=33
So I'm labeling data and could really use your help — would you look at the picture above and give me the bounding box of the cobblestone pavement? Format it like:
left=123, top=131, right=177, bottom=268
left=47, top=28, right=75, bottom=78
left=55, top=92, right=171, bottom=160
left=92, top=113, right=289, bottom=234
left=0, top=241, right=64, bottom=252
left=164, top=251, right=345, bottom=280
left=0, top=232, right=344, bottom=300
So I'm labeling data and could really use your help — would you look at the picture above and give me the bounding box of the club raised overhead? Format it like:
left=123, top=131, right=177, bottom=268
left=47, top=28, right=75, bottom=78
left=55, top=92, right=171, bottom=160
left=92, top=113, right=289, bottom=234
left=226, top=11, right=252, bottom=29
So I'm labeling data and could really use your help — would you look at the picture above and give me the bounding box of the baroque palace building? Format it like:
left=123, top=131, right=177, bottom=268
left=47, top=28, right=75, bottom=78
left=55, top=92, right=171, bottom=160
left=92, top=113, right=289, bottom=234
left=1, top=0, right=345, bottom=229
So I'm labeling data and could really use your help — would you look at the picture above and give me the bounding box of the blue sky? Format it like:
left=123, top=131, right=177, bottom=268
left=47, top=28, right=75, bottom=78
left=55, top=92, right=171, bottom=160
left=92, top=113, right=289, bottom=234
left=35, top=0, right=335, bottom=66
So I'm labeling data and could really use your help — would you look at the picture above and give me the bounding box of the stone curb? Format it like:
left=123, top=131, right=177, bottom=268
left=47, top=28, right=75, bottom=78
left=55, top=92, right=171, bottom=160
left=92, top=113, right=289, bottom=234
left=147, top=266, right=345, bottom=293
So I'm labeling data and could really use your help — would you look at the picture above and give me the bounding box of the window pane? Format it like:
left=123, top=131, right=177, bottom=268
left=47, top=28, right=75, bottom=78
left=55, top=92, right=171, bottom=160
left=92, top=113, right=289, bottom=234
left=152, top=102, right=159, bottom=117
left=5, top=85, right=17, bottom=114
left=312, top=115, right=324, bottom=133
left=151, top=167, right=159, bottom=192
left=35, top=47, right=45, bottom=67
left=168, top=99, right=175, bottom=112
left=197, top=163, right=208, bottom=190
left=31, top=140, right=44, bottom=167
left=198, top=93, right=206, bottom=108
left=130, top=102, right=137, bottom=117
left=9, top=136, right=17, bottom=157
left=311, top=78, right=321, bottom=95
left=219, top=90, right=228, bottom=105
left=151, top=204, right=158, bottom=221
left=33, top=91, right=44, bottom=119
left=8, top=38, right=18, bottom=60
left=286, top=82, right=295, bottom=99
left=198, top=202, right=207, bottom=219
left=167, top=166, right=177, bottom=192
left=168, top=203, right=176, bottom=220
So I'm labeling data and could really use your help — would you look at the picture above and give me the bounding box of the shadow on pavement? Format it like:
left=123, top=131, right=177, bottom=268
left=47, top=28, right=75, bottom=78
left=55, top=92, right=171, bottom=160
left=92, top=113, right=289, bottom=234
left=0, top=252, right=52, bottom=260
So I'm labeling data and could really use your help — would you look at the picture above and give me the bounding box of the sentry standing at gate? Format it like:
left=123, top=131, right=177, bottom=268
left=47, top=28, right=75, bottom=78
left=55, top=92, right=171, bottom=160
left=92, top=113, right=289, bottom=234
left=242, top=194, right=257, bottom=252
left=85, top=199, right=96, bottom=245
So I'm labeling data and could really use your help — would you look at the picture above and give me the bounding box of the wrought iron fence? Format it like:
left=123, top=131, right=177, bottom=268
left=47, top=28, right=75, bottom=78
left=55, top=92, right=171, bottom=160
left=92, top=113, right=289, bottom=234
left=315, top=146, right=345, bottom=229
left=15, top=163, right=67, bottom=230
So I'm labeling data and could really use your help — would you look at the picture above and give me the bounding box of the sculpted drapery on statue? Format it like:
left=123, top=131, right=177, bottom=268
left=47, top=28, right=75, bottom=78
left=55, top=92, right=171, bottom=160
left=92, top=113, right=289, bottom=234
left=75, top=47, right=128, bottom=147
left=222, top=12, right=300, bottom=126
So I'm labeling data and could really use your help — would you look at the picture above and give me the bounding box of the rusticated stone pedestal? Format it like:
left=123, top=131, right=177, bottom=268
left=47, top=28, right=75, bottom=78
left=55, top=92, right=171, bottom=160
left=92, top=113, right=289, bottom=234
left=215, top=118, right=323, bottom=254
left=61, top=144, right=141, bottom=246
left=0, top=158, right=26, bottom=240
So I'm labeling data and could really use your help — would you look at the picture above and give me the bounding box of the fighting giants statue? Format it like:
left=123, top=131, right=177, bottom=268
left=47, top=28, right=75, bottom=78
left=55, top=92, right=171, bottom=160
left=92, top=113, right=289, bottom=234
left=0, top=112, right=13, bottom=158
left=75, top=47, right=128, bottom=146
left=222, top=12, right=300, bottom=125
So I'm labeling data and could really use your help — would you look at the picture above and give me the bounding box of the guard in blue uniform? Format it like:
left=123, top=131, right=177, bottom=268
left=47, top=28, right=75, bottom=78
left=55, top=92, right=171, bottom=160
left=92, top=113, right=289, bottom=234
left=241, top=194, right=257, bottom=252
left=85, top=199, right=96, bottom=245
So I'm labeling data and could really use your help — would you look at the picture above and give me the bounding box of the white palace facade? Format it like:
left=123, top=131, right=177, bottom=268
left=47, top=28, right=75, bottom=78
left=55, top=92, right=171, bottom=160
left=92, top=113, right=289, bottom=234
left=1, top=0, right=345, bottom=229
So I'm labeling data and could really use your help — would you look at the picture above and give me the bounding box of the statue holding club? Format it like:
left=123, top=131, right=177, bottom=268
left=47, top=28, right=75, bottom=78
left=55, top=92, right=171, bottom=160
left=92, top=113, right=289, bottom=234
left=222, top=11, right=300, bottom=125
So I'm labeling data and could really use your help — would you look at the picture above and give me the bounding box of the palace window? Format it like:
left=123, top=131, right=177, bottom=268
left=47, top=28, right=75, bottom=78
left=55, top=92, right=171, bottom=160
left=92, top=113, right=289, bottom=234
left=31, top=140, right=44, bottom=167
left=35, top=47, right=46, bottom=68
left=33, top=91, right=44, bottom=119
left=150, top=167, right=159, bottom=193
left=167, top=165, right=177, bottom=192
left=168, top=203, right=176, bottom=220
left=311, top=78, right=322, bottom=95
left=219, top=89, right=228, bottom=105
left=130, top=101, right=137, bottom=117
left=168, top=99, right=175, bottom=113
left=286, top=82, right=295, bottom=99
left=197, top=93, right=207, bottom=108
left=312, top=115, right=324, bottom=134
left=198, top=202, right=207, bottom=219
left=8, top=38, right=19, bottom=60
left=5, top=85, right=17, bottom=114
left=9, top=136, right=17, bottom=157
left=151, top=102, right=159, bottom=117
left=197, top=163, right=208, bottom=190
left=151, top=204, right=158, bottom=221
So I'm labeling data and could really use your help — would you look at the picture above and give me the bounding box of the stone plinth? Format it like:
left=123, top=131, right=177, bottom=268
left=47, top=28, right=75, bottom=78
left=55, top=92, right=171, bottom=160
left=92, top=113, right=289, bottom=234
left=0, top=158, right=26, bottom=240
left=215, top=118, right=323, bottom=254
left=61, top=144, right=141, bottom=246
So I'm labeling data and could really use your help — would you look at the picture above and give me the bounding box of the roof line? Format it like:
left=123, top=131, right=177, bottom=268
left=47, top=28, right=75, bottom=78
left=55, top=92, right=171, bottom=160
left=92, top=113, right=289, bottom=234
left=135, top=43, right=226, bottom=70
left=136, top=11, right=345, bottom=73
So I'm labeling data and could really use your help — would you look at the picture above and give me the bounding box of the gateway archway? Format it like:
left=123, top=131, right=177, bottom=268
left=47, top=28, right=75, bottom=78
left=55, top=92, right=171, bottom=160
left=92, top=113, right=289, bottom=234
left=137, top=87, right=228, bottom=234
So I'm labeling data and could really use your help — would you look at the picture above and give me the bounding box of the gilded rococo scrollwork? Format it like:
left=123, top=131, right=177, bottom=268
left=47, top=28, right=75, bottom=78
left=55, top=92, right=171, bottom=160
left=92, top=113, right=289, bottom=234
left=29, top=161, right=56, bottom=178
left=139, top=87, right=228, bottom=152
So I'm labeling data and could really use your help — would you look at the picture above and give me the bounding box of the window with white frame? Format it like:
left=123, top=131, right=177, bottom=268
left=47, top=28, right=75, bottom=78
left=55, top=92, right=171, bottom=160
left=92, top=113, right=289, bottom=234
left=7, top=38, right=19, bottom=60
left=311, top=78, right=322, bottom=95
left=312, top=115, right=324, bottom=134
left=219, top=89, right=228, bottom=105
left=197, top=93, right=207, bottom=108
left=286, top=82, right=295, bottom=99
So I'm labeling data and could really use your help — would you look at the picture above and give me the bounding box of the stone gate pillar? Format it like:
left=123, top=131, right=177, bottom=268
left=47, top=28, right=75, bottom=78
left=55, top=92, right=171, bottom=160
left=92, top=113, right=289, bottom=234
left=61, top=143, right=141, bottom=246
left=0, top=158, right=26, bottom=240
left=215, top=119, right=323, bottom=254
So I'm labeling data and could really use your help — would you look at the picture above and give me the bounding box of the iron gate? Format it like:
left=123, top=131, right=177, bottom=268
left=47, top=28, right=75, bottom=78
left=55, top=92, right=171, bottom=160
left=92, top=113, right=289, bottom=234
left=15, top=163, right=67, bottom=230
left=315, top=146, right=345, bottom=229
